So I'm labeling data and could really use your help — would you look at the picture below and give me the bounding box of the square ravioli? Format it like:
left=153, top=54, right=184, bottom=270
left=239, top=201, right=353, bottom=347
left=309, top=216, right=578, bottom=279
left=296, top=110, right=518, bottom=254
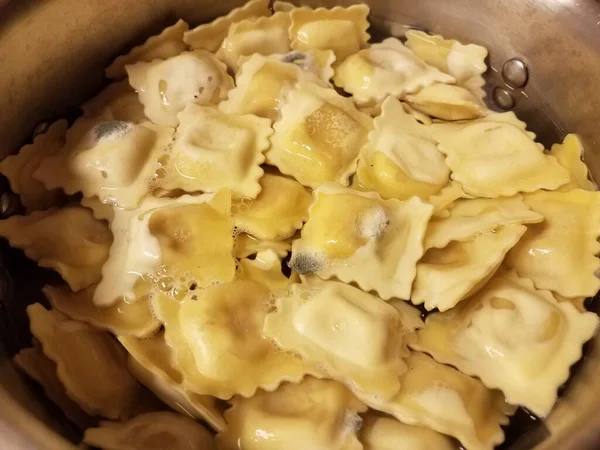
left=157, top=103, right=272, bottom=198
left=412, top=271, right=599, bottom=417
left=264, top=280, right=410, bottom=399
left=152, top=280, right=320, bottom=399
left=126, top=50, right=234, bottom=127
left=505, top=189, right=600, bottom=297
left=353, top=96, right=450, bottom=200
left=290, top=184, right=433, bottom=300
left=217, top=377, right=367, bottom=450
left=356, top=352, right=511, bottom=450
left=268, top=82, right=372, bottom=188
left=550, top=133, right=595, bottom=192
left=217, top=12, right=292, bottom=71
left=289, top=4, right=370, bottom=62
left=334, top=38, right=455, bottom=105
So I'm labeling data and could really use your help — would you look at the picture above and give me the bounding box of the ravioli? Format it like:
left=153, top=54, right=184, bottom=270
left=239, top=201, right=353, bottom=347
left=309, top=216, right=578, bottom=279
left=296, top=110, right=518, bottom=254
left=217, top=12, right=292, bottom=71
left=81, top=80, right=146, bottom=123
left=268, top=82, right=372, bottom=188
left=44, top=284, right=160, bottom=338
left=550, top=133, right=595, bottom=192
left=84, top=412, right=214, bottom=450
left=27, top=304, right=154, bottom=420
left=289, top=5, right=370, bottom=62
left=233, top=173, right=312, bottom=240
left=405, top=29, right=488, bottom=94
left=94, top=190, right=234, bottom=306
left=359, top=415, right=456, bottom=450
left=219, top=54, right=323, bottom=121
left=357, top=352, right=511, bottom=450
left=405, top=83, right=486, bottom=121
left=126, top=50, right=234, bottom=127
left=0, top=205, right=112, bottom=291
left=412, top=225, right=527, bottom=311
left=34, top=118, right=174, bottom=209
left=413, top=271, right=599, bottom=417
left=505, top=189, right=600, bottom=297
left=290, top=184, right=433, bottom=300
left=264, top=280, right=409, bottom=399
left=431, top=118, right=571, bottom=197
left=152, top=281, right=319, bottom=399
left=157, top=103, right=272, bottom=198
left=238, top=249, right=299, bottom=292
left=234, top=232, right=292, bottom=259
left=334, top=38, right=455, bottom=105
left=216, top=377, right=367, bottom=450
left=119, top=332, right=226, bottom=432
left=0, top=120, right=66, bottom=212
left=105, top=19, right=189, bottom=79
left=353, top=96, right=449, bottom=200
left=184, top=0, right=272, bottom=52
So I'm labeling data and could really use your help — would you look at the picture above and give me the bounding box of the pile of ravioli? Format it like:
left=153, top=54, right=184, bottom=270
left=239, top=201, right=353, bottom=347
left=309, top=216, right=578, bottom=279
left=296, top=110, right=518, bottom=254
left=1, top=1, right=599, bottom=449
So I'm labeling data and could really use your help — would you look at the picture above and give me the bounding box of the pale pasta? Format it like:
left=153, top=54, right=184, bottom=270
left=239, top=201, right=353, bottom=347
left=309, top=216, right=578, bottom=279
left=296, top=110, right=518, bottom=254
left=1, top=3, right=599, bottom=450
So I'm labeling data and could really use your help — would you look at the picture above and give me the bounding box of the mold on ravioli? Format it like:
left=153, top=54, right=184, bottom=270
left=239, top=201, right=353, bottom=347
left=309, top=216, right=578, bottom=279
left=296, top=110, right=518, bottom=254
left=119, top=332, right=226, bottom=432
left=334, top=38, right=455, bottom=105
left=289, top=4, right=370, bottom=62
left=34, top=117, right=174, bottom=209
left=267, top=82, right=372, bottom=189
left=126, top=50, right=234, bottom=127
left=424, top=196, right=543, bottom=249
left=549, top=133, right=596, bottom=192
left=359, top=414, right=456, bottom=450
left=0, top=120, right=67, bottom=212
left=405, top=83, right=486, bottom=121
left=264, top=280, right=410, bottom=399
left=216, top=377, right=367, bottom=450
left=217, top=12, right=292, bottom=71
left=27, top=304, right=155, bottom=420
left=431, top=117, right=571, bottom=197
left=44, top=284, right=160, bottom=338
left=412, top=225, right=527, bottom=312
left=412, top=271, right=599, bottom=417
left=353, top=96, right=449, bottom=200
left=220, top=54, right=324, bottom=121
left=291, top=184, right=433, bottom=300
left=105, top=19, right=189, bottom=79
left=356, top=352, right=511, bottom=450
left=94, top=190, right=234, bottom=306
left=152, top=281, right=319, bottom=399
left=84, top=411, right=215, bottom=450
left=0, top=205, right=112, bottom=292
left=233, top=173, right=312, bottom=240
left=505, top=189, right=600, bottom=298
left=158, top=103, right=271, bottom=198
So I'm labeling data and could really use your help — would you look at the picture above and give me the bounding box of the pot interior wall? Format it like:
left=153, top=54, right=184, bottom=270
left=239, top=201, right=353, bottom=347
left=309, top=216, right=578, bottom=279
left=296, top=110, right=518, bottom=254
left=1, top=0, right=600, bottom=449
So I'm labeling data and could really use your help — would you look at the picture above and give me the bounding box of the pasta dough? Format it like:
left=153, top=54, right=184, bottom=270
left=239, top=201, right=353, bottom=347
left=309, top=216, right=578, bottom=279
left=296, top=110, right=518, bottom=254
left=505, top=189, right=600, bottom=297
left=233, top=173, right=312, bottom=240
left=238, top=249, right=299, bottom=292
left=264, top=280, right=409, bottom=399
left=0, top=205, right=112, bottom=291
left=290, top=184, right=433, bottom=300
left=268, top=82, right=372, bottom=188
left=81, top=80, right=146, bottom=123
left=550, top=133, right=595, bottom=192
left=334, top=38, right=455, bottom=105
left=413, top=271, right=599, bottom=417
left=84, top=411, right=214, bottom=450
left=27, top=304, right=154, bottom=420
left=0, top=120, right=66, bottom=212
left=405, top=83, right=486, bottom=121
left=353, top=96, right=450, bottom=200
left=289, top=5, right=370, bottom=62
left=126, top=50, right=234, bottom=127
left=105, top=20, right=189, bottom=79
left=216, top=377, right=367, bottom=450
left=157, top=103, right=272, bottom=198
left=356, top=352, right=511, bottom=450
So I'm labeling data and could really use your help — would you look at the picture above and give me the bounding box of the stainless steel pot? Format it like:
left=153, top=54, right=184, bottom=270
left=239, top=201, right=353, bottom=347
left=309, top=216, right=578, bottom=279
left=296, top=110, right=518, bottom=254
left=1, top=0, right=600, bottom=449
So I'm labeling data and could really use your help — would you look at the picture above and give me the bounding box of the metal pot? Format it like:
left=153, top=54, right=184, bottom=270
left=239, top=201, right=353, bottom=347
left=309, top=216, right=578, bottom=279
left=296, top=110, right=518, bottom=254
left=1, top=0, right=600, bottom=449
